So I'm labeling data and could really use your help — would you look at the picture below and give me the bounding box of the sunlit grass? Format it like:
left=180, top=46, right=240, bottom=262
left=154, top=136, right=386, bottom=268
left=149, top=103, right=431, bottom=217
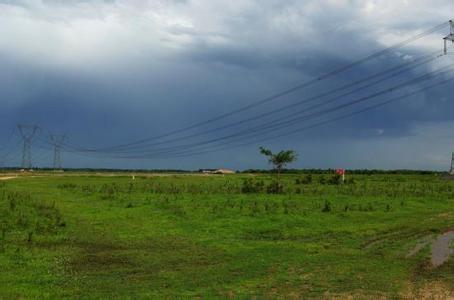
left=0, top=173, right=452, bottom=297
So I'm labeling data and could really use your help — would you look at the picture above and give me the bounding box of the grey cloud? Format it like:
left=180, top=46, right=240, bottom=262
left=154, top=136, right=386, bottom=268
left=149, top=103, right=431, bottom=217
left=1, top=0, right=454, bottom=169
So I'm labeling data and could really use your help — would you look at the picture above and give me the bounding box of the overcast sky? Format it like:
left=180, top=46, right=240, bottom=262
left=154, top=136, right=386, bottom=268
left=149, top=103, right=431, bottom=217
left=1, top=0, right=454, bottom=170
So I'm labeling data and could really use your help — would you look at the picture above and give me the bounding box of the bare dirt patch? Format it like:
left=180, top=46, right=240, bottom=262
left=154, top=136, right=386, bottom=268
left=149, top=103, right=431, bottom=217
left=404, top=282, right=454, bottom=299
left=431, top=231, right=454, bottom=268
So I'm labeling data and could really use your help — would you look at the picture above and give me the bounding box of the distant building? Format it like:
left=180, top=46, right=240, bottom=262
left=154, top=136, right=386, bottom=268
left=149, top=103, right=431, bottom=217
left=214, top=169, right=235, bottom=174
left=199, top=168, right=235, bottom=174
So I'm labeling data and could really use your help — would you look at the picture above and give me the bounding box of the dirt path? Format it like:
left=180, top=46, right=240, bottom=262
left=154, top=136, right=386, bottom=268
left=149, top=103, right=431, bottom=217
left=0, top=176, right=17, bottom=181
left=406, top=236, right=433, bottom=258
left=431, top=231, right=454, bottom=267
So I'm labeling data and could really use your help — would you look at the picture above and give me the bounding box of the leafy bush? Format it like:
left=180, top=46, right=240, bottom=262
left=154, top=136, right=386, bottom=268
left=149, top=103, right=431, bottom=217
left=296, top=174, right=312, bottom=185
left=317, top=174, right=343, bottom=185
left=241, top=178, right=265, bottom=194
left=266, top=181, right=284, bottom=194
left=328, top=174, right=342, bottom=185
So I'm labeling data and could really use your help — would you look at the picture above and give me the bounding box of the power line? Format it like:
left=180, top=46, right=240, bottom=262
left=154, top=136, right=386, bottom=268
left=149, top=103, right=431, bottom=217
left=69, top=51, right=444, bottom=154
left=153, top=76, right=454, bottom=159
left=0, top=138, right=23, bottom=168
left=49, top=134, right=66, bottom=170
left=65, top=20, right=451, bottom=153
left=61, top=64, right=454, bottom=160
left=100, top=65, right=454, bottom=158
left=0, top=128, right=19, bottom=167
left=17, top=124, right=40, bottom=169
left=0, top=127, right=16, bottom=153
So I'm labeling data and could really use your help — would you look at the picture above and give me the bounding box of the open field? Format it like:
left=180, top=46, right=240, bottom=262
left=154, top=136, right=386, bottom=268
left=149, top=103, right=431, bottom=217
left=0, top=172, right=453, bottom=298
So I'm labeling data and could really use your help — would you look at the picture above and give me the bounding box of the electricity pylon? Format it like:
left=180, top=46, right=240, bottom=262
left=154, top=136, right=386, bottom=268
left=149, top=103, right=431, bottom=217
left=17, top=124, right=40, bottom=169
left=450, top=152, right=454, bottom=175
left=443, top=20, right=454, bottom=54
left=49, top=134, right=66, bottom=170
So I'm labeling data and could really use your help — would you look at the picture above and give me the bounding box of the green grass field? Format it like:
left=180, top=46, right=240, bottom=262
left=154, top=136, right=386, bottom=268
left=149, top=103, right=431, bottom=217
left=0, top=173, right=453, bottom=298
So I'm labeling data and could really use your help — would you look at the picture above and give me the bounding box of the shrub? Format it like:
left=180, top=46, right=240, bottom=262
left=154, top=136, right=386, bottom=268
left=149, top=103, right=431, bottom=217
left=57, top=183, right=77, bottom=190
left=241, top=178, right=265, bottom=194
left=322, top=200, right=331, bottom=212
left=302, top=174, right=313, bottom=184
left=296, top=174, right=313, bottom=185
left=328, top=174, right=342, bottom=185
left=266, top=181, right=283, bottom=194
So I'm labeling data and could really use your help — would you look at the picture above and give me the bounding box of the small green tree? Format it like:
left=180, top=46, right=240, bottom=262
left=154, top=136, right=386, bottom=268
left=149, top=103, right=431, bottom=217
left=259, top=147, right=298, bottom=188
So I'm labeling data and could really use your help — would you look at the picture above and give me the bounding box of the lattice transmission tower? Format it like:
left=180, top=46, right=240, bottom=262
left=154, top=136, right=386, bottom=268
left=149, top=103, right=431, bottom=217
left=49, top=134, right=66, bottom=170
left=17, top=124, right=40, bottom=169
left=449, top=152, right=454, bottom=175
left=444, top=20, right=454, bottom=54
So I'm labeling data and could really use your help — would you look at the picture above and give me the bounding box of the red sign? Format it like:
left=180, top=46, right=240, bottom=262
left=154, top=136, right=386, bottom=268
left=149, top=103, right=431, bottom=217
left=336, top=169, right=345, bottom=176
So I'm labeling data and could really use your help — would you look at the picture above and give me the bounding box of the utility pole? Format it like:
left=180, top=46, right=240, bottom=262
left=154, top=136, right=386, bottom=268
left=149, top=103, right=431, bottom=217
left=450, top=152, right=454, bottom=175
left=443, top=20, right=454, bottom=54
left=17, top=124, right=39, bottom=169
left=49, top=134, right=66, bottom=170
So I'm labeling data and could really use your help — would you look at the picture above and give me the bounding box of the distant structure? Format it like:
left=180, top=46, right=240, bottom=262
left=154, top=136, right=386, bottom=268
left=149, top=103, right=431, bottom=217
left=17, top=124, right=40, bottom=169
left=199, top=168, right=235, bottom=174
left=450, top=152, right=454, bottom=174
left=49, top=134, right=66, bottom=170
left=443, top=20, right=454, bottom=54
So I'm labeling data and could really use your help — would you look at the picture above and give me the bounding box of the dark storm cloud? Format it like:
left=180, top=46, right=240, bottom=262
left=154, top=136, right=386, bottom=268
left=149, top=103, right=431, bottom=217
left=1, top=0, right=454, bottom=170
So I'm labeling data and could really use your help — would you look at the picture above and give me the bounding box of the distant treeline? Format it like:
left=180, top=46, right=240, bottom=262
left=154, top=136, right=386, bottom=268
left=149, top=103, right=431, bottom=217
left=0, top=167, right=195, bottom=173
left=0, top=167, right=444, bottom=175
left=242, top=169, right=444, bottom=175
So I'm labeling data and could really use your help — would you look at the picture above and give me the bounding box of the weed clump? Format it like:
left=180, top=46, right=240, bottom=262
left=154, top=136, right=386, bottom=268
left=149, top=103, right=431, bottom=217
left=322, top=200, right=331, bottom=212
left=0, top=191, right=65, bottom=247
left=266, top=181, right=283, bottom=194
left=328, top=174, right=342, bottom=185
left=241, top=179, right=264, bottom=194
left=345, top=177, right=355, bottom=184
left=296, top=174, right=312, bottom=185
left=27, top=231, right=33, bottom=243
